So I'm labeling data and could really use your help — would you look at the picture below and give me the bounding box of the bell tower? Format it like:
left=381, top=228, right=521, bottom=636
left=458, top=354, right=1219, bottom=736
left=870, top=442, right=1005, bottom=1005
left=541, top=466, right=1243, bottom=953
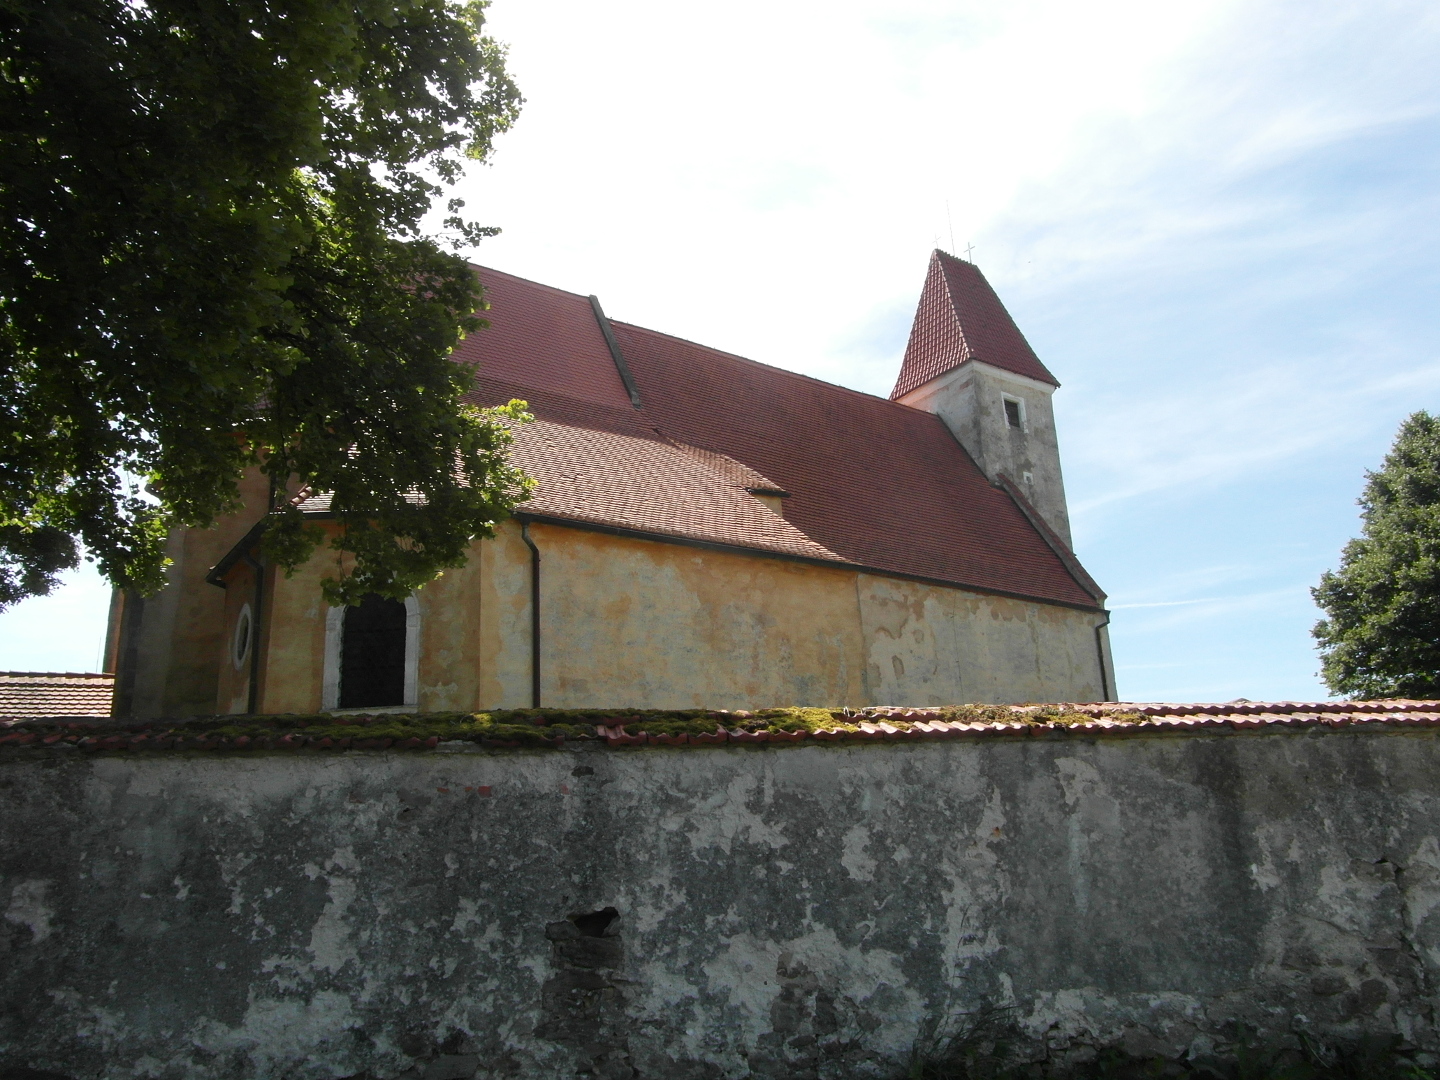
left=891, top=251, right=1073, bottom=548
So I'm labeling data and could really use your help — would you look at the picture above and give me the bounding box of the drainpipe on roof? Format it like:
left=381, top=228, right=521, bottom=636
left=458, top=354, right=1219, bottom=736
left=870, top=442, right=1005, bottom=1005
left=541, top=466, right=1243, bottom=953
left=242, top=553, right=265, bottom=715
left=520, top=520, right=541, bottom=708
left=1094, top=612, right=1113, bottom=703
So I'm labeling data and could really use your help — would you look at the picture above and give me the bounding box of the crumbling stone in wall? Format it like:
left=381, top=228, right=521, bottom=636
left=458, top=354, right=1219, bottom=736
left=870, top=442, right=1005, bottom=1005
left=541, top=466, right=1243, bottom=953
left=386, top=1017, right=521, bottom=1078
left=1256, top=853, right=1436, bottom=1047
left=744, top=952, right=875, bottom=1080
left=536, top=907, right=635, bottom=1079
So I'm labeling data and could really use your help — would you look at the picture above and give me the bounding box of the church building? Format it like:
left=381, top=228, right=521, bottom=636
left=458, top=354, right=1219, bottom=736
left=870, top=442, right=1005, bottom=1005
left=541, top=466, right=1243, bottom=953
left=110, top=251, right=1114, bottom=717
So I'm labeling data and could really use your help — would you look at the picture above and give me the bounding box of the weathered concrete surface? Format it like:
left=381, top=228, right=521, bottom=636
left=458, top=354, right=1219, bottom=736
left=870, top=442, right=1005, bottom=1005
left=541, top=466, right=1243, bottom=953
left=4, top=729, right=1437, bottom=1078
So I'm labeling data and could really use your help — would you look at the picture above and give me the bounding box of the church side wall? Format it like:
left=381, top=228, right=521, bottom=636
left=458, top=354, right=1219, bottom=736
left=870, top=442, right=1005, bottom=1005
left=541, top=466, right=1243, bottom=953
left=509, top=521, right=869, bottom=710
left=229, top=519, right=1107, bottom=713
left=477, top=522, right=1105, bottom=709
left=114, top=469, right=273, bottom=718
left=120, top=528, right=189, bottom=715
left=245, top=526, right=503, bottom=715
left=856, top=573, right=1108, bottom=705
left=414, top=545, right=492, bottom=712
left=477, top=520, right=539, bottom=708
left=256, top=557, right=325, bottom=715
left=215, top=561, right=258, bottom=715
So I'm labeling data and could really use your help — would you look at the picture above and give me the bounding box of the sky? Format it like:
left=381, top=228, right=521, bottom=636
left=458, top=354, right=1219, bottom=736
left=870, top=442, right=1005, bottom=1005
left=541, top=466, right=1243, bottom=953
left=3, top=0, right=1438, bottom=702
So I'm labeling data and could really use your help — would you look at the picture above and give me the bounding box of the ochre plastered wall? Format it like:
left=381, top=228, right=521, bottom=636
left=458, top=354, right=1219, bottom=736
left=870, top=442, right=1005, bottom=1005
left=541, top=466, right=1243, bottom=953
left=209, top=518, right=1108, bottom=715
left=253, top=555, right=323, bottom=715
left=517, top=522, right=869, bottom=710
left=456, top=520, right=1107, bottom=710
left=214, top=561, right=259, bottom=715
left=857, top=573, right=1107, bottom=705
left=414, top=542, right=490, bottom=712
left=229, top=524, right=502, bottom=715
left=477, top=520, right=539, bottom=707
left=112, top=468, right=273, bottom=718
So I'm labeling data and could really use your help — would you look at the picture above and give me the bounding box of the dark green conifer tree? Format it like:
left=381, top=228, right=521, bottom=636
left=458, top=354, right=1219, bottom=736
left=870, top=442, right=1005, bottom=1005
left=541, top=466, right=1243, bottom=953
left=1313, top=411, right=1440, bottom=698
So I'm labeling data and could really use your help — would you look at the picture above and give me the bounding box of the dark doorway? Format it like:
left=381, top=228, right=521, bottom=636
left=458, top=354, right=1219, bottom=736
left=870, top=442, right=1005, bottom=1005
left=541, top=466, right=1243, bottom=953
left=339, top=594, right=407, bottom=708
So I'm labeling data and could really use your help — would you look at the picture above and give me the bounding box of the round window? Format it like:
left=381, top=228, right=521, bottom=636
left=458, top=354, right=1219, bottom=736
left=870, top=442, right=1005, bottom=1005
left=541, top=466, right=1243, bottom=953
left=232, top=603, right=253, bottom=670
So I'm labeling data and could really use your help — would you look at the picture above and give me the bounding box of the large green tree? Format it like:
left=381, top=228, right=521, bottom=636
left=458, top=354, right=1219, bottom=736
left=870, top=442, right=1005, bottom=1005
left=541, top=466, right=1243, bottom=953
left=0, top=0, right=531, bottom=609
left=1313, top=411, right=1440, bottom=698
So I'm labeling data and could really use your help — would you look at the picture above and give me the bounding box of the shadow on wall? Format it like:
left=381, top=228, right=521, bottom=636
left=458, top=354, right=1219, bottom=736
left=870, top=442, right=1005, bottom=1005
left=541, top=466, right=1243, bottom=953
left=4, top=728, right=1440, bottom=1079
left=903, top=1003, right=1434, bottom=1079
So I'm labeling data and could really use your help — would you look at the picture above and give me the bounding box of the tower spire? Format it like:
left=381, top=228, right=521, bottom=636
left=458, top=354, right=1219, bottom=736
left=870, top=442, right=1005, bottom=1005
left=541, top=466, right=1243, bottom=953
left=891, top=250, right=1072, bottom=547
left=890, top=250, right=1057, bottom=402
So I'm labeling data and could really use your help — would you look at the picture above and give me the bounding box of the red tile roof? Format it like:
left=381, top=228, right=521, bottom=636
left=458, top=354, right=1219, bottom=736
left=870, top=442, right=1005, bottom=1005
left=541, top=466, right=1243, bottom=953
left=0, top=671, right=113, bottom=718
left=450, top=265, right=1101, bottom=610
left=510, top=419, right=839, bottom=561
left=611, top=322, right=1098, bottom=606
left=461, top=271, right=636, bottom=411
left=891, top=250, right=1058, bottom=399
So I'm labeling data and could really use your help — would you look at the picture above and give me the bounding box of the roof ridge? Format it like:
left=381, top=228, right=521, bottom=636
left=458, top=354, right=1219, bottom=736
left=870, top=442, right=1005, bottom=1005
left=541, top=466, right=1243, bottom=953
left=473, top=266, right=927, bottom=419
left=933, top=248, right=974, bottom=269
left=469, top=263, right=599, bottom=306
left=611, top=320, right=948, bottom=420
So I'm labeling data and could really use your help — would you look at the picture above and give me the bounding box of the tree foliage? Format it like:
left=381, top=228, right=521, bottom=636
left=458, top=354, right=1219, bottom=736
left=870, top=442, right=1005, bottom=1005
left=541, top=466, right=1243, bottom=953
left=1313, top=411, right=1440, bottom=698
left=0, top=0, right=531, bottom=608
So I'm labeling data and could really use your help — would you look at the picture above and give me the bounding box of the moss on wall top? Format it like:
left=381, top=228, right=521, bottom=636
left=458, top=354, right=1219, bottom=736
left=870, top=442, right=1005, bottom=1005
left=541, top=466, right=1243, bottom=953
left=2, top=700, right=1436, bottom=752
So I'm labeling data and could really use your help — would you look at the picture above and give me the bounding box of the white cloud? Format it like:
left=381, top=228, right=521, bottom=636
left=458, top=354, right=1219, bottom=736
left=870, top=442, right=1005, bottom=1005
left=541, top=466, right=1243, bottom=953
left=457, top=0, right=1246, bottom=384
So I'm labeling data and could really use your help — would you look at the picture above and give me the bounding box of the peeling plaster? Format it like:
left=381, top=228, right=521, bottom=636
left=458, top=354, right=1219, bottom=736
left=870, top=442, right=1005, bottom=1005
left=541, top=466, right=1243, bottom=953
left=5, top=878, right=53, bottom=944
left=5, top=733, right=1440, bottom=1078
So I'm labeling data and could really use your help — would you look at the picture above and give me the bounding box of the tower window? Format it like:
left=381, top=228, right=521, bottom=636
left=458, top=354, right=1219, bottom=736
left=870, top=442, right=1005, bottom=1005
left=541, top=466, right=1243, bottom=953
left=1003, top=396, right=1025, bottom=430
left=339, top=594, right=408, bottom=708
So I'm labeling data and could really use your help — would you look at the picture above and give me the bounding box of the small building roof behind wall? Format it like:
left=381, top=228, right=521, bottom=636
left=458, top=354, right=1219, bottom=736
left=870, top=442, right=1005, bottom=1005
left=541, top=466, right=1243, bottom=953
left=0, top=671, right=114, bottom=718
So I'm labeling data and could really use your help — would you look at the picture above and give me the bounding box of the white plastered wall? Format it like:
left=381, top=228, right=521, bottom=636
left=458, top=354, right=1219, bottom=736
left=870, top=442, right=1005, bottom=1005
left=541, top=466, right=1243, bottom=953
left=898, top=360, right=1072, bottom=548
